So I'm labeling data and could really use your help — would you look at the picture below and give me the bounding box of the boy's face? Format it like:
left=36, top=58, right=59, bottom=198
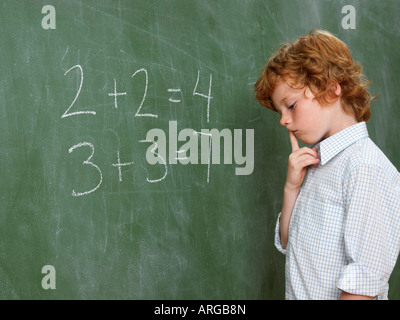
left=271, top=81, right=346, bottom=145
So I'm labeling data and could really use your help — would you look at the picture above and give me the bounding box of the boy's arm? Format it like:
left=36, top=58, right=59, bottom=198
left=279, top=131, right=320, bottom=249
left=338, top=163, right=400, bottom=299
left=279, top=185, right=299, bottom=249
left=339, top=291, right=373, bottom=300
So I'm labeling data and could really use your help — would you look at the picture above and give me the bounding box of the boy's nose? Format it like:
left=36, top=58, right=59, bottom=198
left=279, top=113, right=291, bottom=127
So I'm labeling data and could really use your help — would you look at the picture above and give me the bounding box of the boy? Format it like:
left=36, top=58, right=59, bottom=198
left=254, top=30, right=400, bottom=300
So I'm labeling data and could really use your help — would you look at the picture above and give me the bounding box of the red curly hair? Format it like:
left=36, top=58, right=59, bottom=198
left=254, top=30, right=374, bottom=122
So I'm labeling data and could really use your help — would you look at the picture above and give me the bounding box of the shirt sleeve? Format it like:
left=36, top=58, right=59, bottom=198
left=274, top=212, right=287, bottom=255
left=337, top=163, right=400, bottom=298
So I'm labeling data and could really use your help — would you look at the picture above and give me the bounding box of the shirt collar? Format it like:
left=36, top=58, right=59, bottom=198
left=314, top=122, right=369, bottom=166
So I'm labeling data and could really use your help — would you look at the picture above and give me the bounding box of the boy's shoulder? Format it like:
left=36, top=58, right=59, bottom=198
left=343, top=136, right=400, bottom=184
left=347, top=137, right=391, bottom=167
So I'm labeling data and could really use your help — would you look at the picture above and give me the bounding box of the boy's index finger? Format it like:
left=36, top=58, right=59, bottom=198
left=288, top=130, right=299, bottom=152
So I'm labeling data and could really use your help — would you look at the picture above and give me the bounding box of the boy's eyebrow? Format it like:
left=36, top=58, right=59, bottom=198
left=273, top=97, right=288, bottom=112
left=274, top=95, right=295, bottom=114
left=279, top=96, right=291, bottom=105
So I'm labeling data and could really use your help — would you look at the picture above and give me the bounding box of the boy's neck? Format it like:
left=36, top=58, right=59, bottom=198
left=323, top=100, right=358, bottom=139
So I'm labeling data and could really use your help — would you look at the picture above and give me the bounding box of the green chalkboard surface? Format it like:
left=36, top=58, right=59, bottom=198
left=1, top=0, right=400, bottom=299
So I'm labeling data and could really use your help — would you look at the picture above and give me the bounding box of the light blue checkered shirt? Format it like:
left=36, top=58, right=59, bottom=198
left=275, top=122, right=400, bottom=300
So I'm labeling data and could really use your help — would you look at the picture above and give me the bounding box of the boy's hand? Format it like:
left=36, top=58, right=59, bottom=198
left=285, top=131, right=320, bottom=191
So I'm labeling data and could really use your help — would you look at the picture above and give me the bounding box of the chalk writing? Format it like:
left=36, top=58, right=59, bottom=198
left=131, top=68, right=157, bottom=118
left=62, top=65, right=96, bottom=118
left=108, top=78, right=127, bottom=109
left=68, top=142, right=103, bottom=196
left=193, top=70, right=213, bottom=123
left=112, top=151, right=134, bottom=182
left=167, top=88, right=182, bottom=103
left=61, top=63, right=253, bottom=196
left=139, top=139, right=168, bottom=183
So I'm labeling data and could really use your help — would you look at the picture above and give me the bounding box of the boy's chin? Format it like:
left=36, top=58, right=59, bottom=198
left=297, top=136, right=321, bottom=146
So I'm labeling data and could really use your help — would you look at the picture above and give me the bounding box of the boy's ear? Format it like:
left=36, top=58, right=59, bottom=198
left=333, top=83, right=342, bottom=96
left=326, top=82, right=342, bottom=103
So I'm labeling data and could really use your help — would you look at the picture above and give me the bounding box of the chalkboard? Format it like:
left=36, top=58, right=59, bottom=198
left=0, top=0, right=399, bottom=299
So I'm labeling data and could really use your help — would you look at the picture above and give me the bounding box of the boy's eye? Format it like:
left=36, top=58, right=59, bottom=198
left=288, top=103, right=296, bottom=110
